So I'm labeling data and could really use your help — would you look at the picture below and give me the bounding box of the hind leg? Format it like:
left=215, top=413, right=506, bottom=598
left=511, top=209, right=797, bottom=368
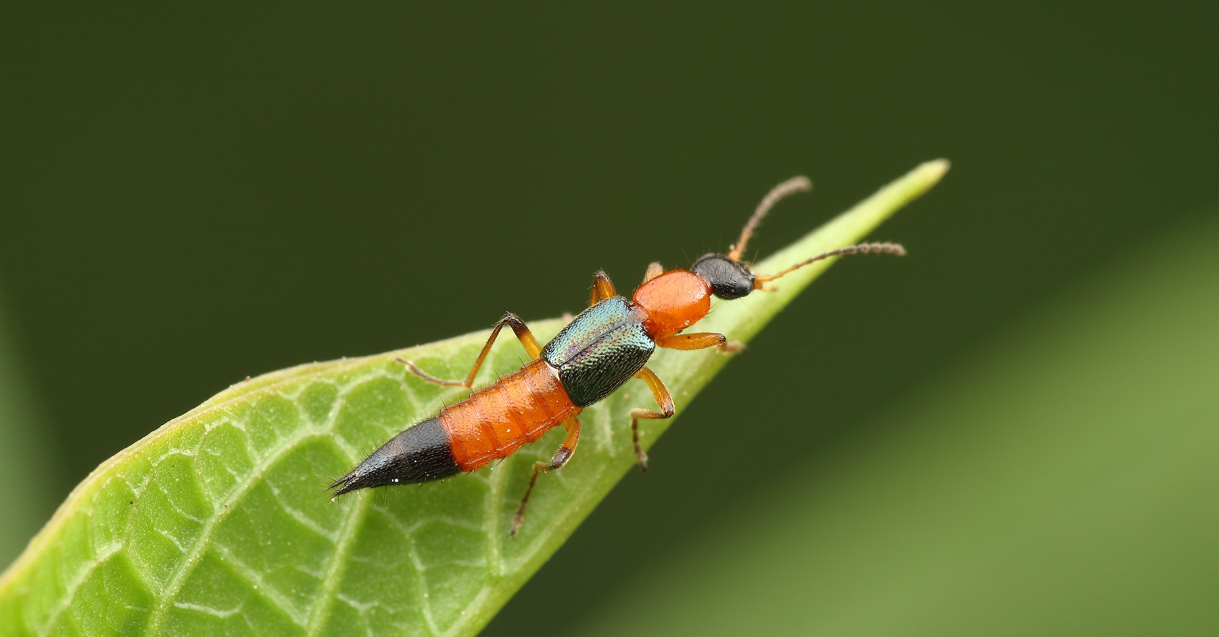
left=510, top=414, right=581, bottom=537
left=399, top=313, right=542, bottom=388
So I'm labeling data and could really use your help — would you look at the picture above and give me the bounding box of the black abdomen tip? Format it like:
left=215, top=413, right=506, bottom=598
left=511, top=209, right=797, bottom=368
left=330, top=417, right=460, bottom=497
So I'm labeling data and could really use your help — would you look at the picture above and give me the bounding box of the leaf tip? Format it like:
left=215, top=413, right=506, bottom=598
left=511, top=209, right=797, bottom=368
left=916, top=158, right=951, bottom=187
left=872, top=158, right=950, bottom=215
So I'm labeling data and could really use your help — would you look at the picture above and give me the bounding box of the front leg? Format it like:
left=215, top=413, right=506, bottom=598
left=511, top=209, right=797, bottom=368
left=656, top=331, right=745, bottom=354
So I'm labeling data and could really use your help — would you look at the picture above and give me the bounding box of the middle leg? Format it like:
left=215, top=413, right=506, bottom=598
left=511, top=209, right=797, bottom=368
left=588, top=270, right=618, bottom=306
left=629, top=366, right=675, bottom=471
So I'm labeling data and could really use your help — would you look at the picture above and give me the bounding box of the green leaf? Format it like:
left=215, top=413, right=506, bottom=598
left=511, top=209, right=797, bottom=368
left=0, top=160, right=948, bottom=637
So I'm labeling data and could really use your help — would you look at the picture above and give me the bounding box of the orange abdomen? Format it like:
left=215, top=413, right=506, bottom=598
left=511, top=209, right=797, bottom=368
left=439, top=358, right=577, bottom=471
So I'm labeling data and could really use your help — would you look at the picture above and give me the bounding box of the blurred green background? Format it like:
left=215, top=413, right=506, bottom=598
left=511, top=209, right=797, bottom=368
left=1, top=3, right=1216, bottom=635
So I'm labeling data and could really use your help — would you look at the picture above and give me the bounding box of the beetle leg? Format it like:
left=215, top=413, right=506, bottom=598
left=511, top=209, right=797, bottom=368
left=510, top=414, right=581, bottom=537
left=399, top=312, right=542, bottom=389
left=656, top=331, right=744, bottom=353
left=642, top=262, right=664, bottom=283
left=589, top=270, right=618, bottom=306
left=629, top=366, right=675, bottom=471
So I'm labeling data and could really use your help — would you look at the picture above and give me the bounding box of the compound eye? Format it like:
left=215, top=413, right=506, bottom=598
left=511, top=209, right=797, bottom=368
left=692, top=255, right=755, bottom=300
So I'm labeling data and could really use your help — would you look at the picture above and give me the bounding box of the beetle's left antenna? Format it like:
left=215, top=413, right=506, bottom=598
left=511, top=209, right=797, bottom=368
left=728, top=176, right=813, bottom=262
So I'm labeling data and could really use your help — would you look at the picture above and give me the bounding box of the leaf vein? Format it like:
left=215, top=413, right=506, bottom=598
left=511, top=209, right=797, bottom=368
left=212, top=543, right=307, bottom=626
left=39, top=544, right=122, bottom=636
left=141, top=431, right=337, bottom=635
left=303, top=484, right=370, bottom=637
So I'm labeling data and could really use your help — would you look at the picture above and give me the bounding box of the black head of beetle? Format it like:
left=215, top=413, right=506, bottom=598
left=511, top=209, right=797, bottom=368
left=692, top=253, right=756, bottom=300
left=692, top=175, right=907, bottom=302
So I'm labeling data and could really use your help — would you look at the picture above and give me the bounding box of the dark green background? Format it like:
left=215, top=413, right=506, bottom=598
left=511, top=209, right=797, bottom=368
left=1, top=3, right=1216, bottom=635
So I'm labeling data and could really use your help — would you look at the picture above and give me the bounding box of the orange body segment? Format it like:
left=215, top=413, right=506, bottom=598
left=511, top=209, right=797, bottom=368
left=440, top=358, right=578, bottom=471
left=631, top=270, right=712, bottom=338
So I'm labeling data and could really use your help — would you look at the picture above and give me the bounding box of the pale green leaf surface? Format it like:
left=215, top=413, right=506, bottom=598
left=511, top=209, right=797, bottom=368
left=0, top=161, right=947, bottom=637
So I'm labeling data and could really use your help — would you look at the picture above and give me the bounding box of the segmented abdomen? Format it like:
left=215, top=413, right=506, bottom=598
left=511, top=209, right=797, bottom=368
left=440, top=358, right=577, bottom=471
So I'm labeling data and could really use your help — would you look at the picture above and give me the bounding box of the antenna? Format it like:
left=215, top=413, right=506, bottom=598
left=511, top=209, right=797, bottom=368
left=728, top=176, right=813, bottom=261
left=753, top=242, right=906, bottom=288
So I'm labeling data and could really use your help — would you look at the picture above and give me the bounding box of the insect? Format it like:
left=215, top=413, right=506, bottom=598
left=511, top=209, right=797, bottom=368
left=329, top=176, right=905, bottom=535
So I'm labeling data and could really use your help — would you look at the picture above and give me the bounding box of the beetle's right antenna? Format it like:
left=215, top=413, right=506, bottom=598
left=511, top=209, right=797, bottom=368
left=753, top=242, right=906, bottom=289
left=728, top=176, right=813, bottom=261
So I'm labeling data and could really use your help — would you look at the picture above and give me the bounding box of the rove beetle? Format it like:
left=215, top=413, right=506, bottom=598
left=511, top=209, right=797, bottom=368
left=330, top=177, right=905, bottom=535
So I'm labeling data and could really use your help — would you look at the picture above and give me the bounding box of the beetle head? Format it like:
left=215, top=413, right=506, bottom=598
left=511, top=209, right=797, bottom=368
left=691, top=253, right=756, bottom=300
